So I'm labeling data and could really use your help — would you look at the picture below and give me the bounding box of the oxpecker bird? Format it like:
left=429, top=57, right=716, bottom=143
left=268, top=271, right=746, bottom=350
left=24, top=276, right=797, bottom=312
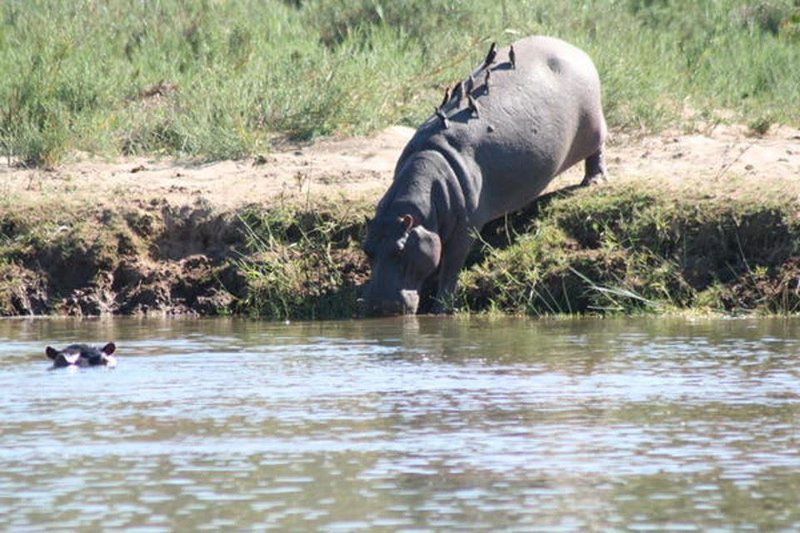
left=484, top=41, right=497, bottom=66
left=467, top=94, right=479, bottom=118
left=453, top=80, right=464, bottom=101
left=434, top=107, right=449, bottom=129
left=509, top=45, right=516, bottom=69
left=440, top=86, right=451, bottom=108
left=484, top=70, right=491, bottom=94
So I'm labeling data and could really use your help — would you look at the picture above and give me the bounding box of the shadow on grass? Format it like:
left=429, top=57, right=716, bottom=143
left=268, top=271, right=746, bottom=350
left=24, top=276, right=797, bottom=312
left=469, top=184, right=585, bottom=264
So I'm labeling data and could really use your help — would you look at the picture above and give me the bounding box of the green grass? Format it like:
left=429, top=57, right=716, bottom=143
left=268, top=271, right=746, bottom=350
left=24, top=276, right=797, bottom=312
left=234, top=205, right=369, bottom=320
left=458, top=184, right=800, bottom=316
left=1, top=0, right=799, bottom=166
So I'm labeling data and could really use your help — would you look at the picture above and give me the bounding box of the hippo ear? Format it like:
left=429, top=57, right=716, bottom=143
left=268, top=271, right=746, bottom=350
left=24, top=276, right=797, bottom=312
left=406, top=226, right=442, bottom=273
left=101, top=342, right=116, bottom=355
left=400, top=214, right=415, bottom=231
left=46, top=346, right=59, bottom=360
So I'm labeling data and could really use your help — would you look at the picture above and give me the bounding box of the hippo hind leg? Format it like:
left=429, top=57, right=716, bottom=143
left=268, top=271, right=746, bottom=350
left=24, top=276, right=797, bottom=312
left=580, top=149, right=608, bottom=186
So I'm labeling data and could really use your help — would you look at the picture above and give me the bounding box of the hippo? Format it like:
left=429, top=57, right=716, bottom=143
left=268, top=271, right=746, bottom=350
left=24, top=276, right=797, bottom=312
left=46, top=342, right=117, bottom=369
left=361, top=36, right=607, bottom=315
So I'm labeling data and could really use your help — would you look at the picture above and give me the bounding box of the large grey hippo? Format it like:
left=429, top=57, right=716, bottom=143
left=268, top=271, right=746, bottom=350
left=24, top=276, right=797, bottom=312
left=361, top=36, right=608, bottom=315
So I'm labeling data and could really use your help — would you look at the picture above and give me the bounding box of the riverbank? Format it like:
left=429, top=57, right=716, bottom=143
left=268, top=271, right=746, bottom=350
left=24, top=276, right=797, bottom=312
left=2, top=124, right=799, bottom=318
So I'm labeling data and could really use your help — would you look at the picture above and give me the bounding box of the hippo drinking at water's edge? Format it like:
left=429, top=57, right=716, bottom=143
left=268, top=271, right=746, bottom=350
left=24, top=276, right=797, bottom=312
left=46, top=343, right=117, bottom=369
left=361, top=36, right=608, bottom=316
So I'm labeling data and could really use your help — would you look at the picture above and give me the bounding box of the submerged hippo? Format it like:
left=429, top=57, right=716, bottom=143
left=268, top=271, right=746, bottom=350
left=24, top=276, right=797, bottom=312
left=46, top=342, right=117, bottom=369
left=362, top=36, right=608, bottom=315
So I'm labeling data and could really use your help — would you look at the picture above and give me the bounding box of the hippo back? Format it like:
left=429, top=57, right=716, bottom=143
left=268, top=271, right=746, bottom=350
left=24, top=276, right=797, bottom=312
left=395, top=36, right=606, bottom=226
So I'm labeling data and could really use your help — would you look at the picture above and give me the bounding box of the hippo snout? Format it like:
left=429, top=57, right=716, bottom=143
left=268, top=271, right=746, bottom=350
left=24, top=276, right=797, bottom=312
left=359, top=290, right=420, bottom=317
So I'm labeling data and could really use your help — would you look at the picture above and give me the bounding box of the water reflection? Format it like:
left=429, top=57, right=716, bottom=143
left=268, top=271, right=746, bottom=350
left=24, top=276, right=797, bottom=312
left=1, top=316, right=799, bottom=529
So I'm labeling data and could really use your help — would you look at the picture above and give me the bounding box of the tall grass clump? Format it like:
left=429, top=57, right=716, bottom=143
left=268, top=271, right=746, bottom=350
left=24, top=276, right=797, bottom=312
left=235, top=205, right=369, bottom=319
left=1, top=0, right=799, bottom=166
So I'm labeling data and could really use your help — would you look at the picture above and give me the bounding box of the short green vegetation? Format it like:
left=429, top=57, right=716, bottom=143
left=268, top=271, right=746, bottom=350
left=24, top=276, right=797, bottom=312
left=459, top=184, right=800, bottom=316
left=2, top=0, right=799, bottom=166
left=3, top=187, right=800, bottom=318
left=234, top=204, right=371, bottom=320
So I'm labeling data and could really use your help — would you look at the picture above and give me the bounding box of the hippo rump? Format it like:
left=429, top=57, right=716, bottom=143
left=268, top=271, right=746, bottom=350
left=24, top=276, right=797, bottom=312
left=361, top=35, right=607, bottom=315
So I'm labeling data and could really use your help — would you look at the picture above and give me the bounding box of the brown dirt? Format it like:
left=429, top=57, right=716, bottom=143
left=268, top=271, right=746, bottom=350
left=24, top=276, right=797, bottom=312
left=3, top=123, right=799, bottom=210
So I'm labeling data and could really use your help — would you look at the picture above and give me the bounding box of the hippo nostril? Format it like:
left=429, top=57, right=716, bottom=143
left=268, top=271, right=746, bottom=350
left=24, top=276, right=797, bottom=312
left=381, top=300, right=403, bottom=315
left=360, top=294, right=421, bottom=317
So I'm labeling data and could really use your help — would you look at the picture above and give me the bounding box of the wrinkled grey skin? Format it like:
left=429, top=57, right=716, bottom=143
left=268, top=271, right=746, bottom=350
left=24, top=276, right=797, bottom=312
left=46, top=342, right=117, bottom=369
left=362, top=36, right=608, bottom=316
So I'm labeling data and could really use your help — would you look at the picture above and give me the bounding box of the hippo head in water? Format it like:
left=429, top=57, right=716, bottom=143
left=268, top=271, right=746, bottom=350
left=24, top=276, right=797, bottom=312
left=361, top=214, right=442, bottom=316
left=46, top=342, right=117, bottom=369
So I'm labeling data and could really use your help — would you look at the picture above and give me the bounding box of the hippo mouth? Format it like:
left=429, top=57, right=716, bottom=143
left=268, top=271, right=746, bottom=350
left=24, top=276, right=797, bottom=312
left=358, top=290, right=420, bottom=317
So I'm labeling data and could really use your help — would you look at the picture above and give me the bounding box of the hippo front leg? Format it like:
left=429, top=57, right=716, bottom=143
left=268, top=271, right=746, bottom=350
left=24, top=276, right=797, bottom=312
left=431, top=233, right=474, bottom=314
left=580, top=148, right=608, bottom=186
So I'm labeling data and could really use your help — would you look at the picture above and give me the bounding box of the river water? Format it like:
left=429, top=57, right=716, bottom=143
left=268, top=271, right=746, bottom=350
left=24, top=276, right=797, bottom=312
left=1, top=316, right=799, bottom=530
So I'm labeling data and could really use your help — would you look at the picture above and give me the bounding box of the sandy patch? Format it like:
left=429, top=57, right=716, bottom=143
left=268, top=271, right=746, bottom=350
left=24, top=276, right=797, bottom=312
left=2, top=123, right=799, bottom=209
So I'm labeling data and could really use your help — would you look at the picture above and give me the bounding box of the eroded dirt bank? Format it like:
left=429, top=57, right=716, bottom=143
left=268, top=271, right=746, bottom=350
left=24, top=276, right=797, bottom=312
left=1, top=125, right=799, bottom=317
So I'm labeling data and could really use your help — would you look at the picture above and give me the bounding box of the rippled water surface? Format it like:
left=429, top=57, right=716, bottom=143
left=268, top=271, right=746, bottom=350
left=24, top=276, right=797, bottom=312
left=2, top=316, right=800, bottom=530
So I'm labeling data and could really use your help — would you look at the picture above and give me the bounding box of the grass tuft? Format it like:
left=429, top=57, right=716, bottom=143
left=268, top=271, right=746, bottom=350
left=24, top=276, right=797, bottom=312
left=234, top=205, right=369, bottom=320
